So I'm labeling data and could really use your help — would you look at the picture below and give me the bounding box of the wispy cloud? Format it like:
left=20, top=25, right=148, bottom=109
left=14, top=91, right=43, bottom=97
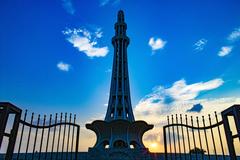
left=57, top=61, right=71, bottom=71
left=218, top=46, right=233, bottom=57
left=227, top=27, right=240, bottom=42
left=134, top=78, right=224, bottom=122
left=148, top=37, right=167, bottom=53
left=217, top=27, right=240, bottom=57
left=63, top=27, right=109, bottom=57
left=194, top=38, right=207, bottom=51
left=100, top=0, right=120, bottom=6
left=62, top=0, right=75, bottom=15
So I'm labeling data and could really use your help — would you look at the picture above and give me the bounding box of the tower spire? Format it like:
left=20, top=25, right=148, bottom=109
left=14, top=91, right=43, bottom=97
left=117, top=10, right=125, bottom=22
left=105, top=10, right=134, bottom=122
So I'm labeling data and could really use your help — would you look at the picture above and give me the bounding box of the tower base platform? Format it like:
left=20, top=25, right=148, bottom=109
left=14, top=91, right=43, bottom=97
left=86, top=120, right=153, bottom=149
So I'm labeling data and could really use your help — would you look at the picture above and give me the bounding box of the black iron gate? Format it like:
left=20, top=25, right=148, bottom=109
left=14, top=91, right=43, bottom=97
left=0, top=102, right=80, bottom=160
left=163, top=105, right=240, bottom=160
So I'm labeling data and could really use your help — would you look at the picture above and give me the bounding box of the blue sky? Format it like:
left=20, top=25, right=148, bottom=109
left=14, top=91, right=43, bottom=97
left=1, top=0, right=240, bottom=152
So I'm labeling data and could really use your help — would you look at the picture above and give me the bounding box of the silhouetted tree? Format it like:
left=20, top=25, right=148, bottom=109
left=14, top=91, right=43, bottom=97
left=190, top=147, right=206, bottom=154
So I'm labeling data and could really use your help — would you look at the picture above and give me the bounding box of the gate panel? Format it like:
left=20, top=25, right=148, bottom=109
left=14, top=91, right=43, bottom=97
left=163, top=105, right=240, bottom=160
left=222, top=105, right=240, bottom=160
left=0, top=103, right=80, bottom=160
left=0, top=102, right=22, bottom=160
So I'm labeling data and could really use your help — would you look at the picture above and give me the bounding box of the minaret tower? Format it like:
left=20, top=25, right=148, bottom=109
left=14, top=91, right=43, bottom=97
left=86, top=10, right=153, bottom=159
left=105, top=10, right=134, bottom=122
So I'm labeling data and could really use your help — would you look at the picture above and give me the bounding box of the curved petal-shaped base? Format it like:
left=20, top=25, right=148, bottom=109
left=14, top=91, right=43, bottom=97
left=86, top=119, right=153, bottom=149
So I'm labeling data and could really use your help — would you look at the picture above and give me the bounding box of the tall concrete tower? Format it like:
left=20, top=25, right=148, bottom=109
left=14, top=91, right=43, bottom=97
left=86, top=10, right=153, bottom=160
left=105, top=10, right=134, bottom=122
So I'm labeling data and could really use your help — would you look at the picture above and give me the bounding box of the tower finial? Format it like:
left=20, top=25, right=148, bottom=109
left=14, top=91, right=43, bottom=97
left=117, top=10, right=124, bottom=22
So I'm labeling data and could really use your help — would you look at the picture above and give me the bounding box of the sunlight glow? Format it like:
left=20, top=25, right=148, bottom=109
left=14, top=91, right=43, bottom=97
left=148, top=142, right=159, bottom=152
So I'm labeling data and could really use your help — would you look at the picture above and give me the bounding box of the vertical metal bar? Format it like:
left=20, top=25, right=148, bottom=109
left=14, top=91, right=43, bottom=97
left=25, top=112, right=34, bottom=160
left=167, top=116, right=172, bottom=160
left=196, top=116, right=203, bottom=159
left=232, top=106, right=240, bottom=142
left=66, top=113, right=72, bottom=159
left=56, top=113, right=63, bottom=160
left=50, top=113, right=58, bottom=160
left=202, top=116, right=210, bottom=160
left=45, top=114, right=52, bottom=160
left=75, top=124, right=80, bottom=160
left=191, top=116, right=197, bottom=160
left=176, top=114, right=182, bottom=159
left=61, top=113, right=67, bottom=160
left=17, top=110, right=27, bottom=160
left=215, top=111, right=225, bottom=159
left=163, top=126, right=168, bottom=160
left=38, top=115, right=46, bottom=160
left=6, top=109, right=22, bottom=160
left=180, top=114, right=186, bottom=160
left=71, top=115, right=76, bottom=160
left=32, top=114, right=40, bottom=160
left=172, top=115, right=176, bottom=159
left=185, top=115, right=192, bottom=160
left=222, top=112, right=237, bottom=160
left=209, top=114, right=217, bottom=160
left=0, top=107, right=8, bottom=149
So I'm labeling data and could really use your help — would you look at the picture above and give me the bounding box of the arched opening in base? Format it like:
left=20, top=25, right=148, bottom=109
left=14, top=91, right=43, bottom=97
left=113, top=140, right=127, bottom=148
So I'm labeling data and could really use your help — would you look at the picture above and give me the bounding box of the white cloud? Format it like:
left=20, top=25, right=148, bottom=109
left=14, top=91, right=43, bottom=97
left=57, top=61, right=71, bottom=72
left=95, top=28, right=103, bottom=38
left=148, top=37, right=167, bottom=52
left=133, top=78, right=239, bottom=152
left=62, top=0, right=75, bottom=15
left=166, top=78, right=224, bottom=101
left=63, top=27, right=109, bottom=57
left=194, top=38, right=208, bottom=51
left=227, top=27, right=240, bottom=42
left=217, top=27, right=240, bottom=57
left=100, top=0, right=110, bottom=6
left=104, top=103, right=108, bottom=107
left=134, top=78, right=224, bottom=122
left=100, top=0, right=120, bottom=6
left=218, top=46, right=233, bottom=57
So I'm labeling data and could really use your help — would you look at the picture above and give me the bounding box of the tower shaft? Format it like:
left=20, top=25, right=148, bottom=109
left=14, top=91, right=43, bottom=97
left=105, top=10, right=134, bottom=122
